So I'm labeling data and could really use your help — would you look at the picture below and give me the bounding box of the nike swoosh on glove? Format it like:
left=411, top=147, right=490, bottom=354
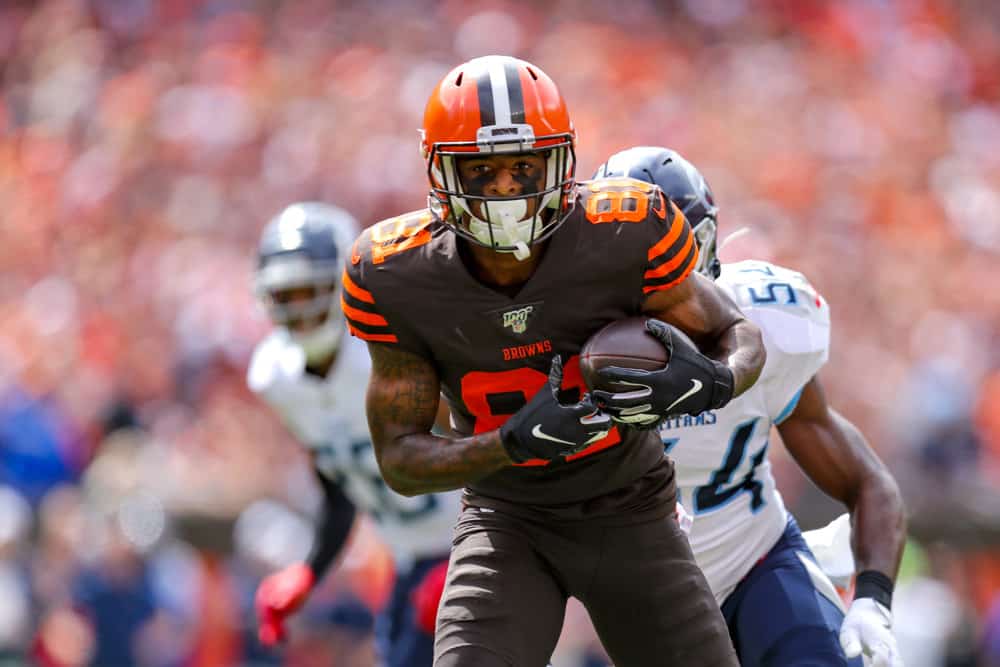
left=592, top=318, right=734, bottom=429
left=839, top=598, right=903, bottom=667
left=255, top=563, right=316, bottom=647
left=499, top=355, right=612, bottom=463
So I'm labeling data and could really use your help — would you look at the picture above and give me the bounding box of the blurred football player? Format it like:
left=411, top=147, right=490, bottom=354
left=343, top=55, right=767, bottom=666
left=595, top=147, right=907, bottom=667
left=247, top=202, right=462, bottom=666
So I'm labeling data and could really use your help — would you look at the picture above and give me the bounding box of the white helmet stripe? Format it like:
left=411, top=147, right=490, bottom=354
left=487, top=59, right=512, bottom=126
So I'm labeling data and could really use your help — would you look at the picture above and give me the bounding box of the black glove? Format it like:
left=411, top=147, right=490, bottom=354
left=500, top=356, right=613, bottom=463
left=591, top=318, right=734, bottom=429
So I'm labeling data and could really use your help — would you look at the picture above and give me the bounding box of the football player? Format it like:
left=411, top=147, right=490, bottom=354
left=247, top=202, right=462, bottom=666
left=595, top=147, right=907, bottom=667
left=342, top=56, right=767, bottom=666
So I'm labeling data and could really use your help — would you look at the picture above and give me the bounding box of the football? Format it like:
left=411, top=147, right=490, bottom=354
left=579, top=317, right=673, bottom=392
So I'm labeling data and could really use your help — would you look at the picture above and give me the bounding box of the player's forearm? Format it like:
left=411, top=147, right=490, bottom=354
left=366, top=341, right=511, bottom=495
left=781, top=391, right=907, bottom=581
left=710, top=317, right=765, bottom=397
left=850, top=475, right=906, bottom=579
left=837, top=415, right=907, bottom=580
left=376, top=431, right=511, bottom=496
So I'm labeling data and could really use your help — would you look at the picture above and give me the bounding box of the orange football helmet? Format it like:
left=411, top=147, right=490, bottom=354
left=420, top=55, right=577, bottom=259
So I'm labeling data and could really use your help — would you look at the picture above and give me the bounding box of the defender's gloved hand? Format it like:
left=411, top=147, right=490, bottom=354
left=840, top=598, right=902, bottom=667
left=255, top=563, right=316, bottom=647
left=500, top=356, right=612, bottom=463
left=592, top=318, right=734, bottom=429
left=675, top=501, right=694, bottom=536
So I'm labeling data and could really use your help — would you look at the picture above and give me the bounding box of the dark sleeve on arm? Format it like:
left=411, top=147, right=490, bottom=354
left=306, top=468, right=357, bottom=580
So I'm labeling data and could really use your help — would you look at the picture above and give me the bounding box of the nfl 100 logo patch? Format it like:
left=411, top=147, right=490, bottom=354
left=495, top=303, right=542, bottom=335
left=503, top=306, right=532, bottom=333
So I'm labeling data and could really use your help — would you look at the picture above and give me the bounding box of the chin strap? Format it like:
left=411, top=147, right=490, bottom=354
left=498, top=210, right=531, bottom=260
left=467, top=199, right=534, bottom=260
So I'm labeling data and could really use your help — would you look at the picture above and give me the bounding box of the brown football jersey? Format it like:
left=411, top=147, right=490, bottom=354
left=343, top=177, right=699, bottom=517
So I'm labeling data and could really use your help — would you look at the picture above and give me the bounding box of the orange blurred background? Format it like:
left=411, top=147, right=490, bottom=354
left=1, top=1, right=999, bottom=665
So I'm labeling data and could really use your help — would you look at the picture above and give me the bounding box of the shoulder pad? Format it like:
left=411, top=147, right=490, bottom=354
left=718, top=260, right=830, bottom=357
left=345, top=214, right=433, bottom=345
left=575, top=178, right=673, bottom=225
left=350, top=209, right=435, bottom=267
left=246, top=331, right=305, bottom=398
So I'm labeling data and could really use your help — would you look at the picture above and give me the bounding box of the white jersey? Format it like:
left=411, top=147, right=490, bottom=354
left=247, top=331, right=461, bottom=566
left=661, top=260, right=831, bottom=603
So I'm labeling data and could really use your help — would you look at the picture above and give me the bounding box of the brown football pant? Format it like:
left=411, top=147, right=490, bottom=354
left=433, top=505, right=738, bottom=666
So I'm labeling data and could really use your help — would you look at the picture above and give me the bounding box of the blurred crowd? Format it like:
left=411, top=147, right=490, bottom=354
left=1, top=0, right=999, bottom=665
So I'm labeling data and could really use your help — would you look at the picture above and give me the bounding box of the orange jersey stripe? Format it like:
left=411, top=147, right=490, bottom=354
left=642, top=253, right=696, bottom=294
left=342, top=270, right=375, bottom=304
left=347, top=322, right=398, bottom=343
left=512, top=458, right=549, bottom=468
left=565, top=426, right=622, bottom=461
left=644, top=230, right=695, bottom=280
left=646, top=202, right=686, bottom=262
left=341, top=296, right=388, bottom=327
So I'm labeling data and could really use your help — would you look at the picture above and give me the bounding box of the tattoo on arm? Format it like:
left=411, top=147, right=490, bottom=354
left=366, top=343, right=511, bottom=496
left=366, top=342, right=439, bottom=436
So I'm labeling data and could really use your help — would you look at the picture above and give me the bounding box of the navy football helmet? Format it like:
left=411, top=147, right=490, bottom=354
left=254, top=202, right=359, bottom=360
left=594, top=147, right=720, bottom=279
